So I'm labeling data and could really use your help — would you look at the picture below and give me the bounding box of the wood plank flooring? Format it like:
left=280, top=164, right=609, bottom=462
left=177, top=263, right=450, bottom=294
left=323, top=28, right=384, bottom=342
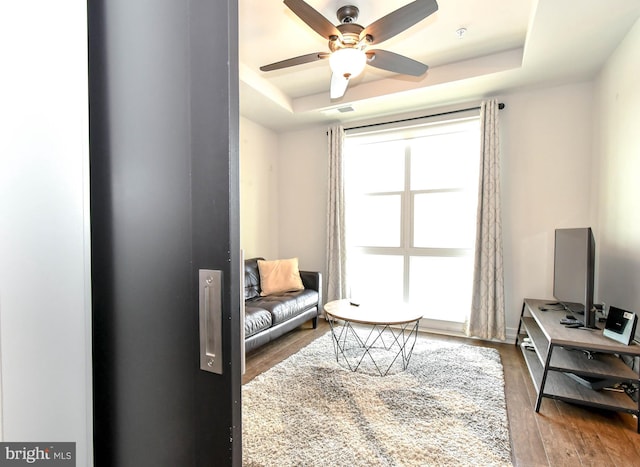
left=243, top=320, right=640, bottom=466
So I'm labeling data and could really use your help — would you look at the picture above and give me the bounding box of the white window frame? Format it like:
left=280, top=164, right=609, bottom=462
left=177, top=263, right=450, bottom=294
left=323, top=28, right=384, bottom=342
left=344, top=112, right=481, bottom=334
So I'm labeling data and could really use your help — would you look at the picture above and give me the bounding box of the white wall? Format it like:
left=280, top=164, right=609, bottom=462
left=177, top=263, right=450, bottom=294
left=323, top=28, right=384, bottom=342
left=277, top=128, right=328, bottom=274
left=239, top=119, right=327, bottom=282
left=593, top=17, right=640, bottom=319
left=240, top=117, right=280, bottom=260
left=0, top=1, right=92, bottom=464
left=500, top=82, right=594, bottom=335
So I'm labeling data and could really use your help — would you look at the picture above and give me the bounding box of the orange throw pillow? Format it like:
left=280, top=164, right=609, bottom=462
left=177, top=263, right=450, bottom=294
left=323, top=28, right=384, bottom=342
left=257, top=258, right=304, bottom=296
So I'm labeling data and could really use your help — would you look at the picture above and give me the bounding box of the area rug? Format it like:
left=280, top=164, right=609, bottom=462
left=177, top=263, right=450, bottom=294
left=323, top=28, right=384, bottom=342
left=242, top=330, right=512, bottom=466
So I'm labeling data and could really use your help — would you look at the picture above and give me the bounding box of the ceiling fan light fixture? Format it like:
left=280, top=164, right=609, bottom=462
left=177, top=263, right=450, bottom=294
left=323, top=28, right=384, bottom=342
left=262, top=0, right=439, bottom=99
left=329, top=48, right=367, bottom=79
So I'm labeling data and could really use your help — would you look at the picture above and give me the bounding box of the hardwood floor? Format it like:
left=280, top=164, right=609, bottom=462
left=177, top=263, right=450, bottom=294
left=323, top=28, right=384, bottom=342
left=243, top=320, right=640, bottom=466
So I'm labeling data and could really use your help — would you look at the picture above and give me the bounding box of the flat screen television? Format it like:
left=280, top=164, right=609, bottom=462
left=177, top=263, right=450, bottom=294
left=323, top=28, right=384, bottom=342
left=553, top=227, right=596, bottom=328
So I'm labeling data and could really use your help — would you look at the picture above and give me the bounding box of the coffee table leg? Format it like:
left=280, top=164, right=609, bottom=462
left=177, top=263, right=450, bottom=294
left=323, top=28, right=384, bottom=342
left=328, top=317, right=366, bottom=371
left=328, top=318, right=421, bottom=376
left=376, top=321, right=419, bottom=374
left=398, top=320, right=420, bottom=369
left=327, top=316, right=346, bottom=364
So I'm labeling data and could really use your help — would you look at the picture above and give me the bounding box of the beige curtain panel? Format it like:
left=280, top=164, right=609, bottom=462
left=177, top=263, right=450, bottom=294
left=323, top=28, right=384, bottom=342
left=467, top=99, right=506, bottom=340
left=326, top=124, right=348, bottom=303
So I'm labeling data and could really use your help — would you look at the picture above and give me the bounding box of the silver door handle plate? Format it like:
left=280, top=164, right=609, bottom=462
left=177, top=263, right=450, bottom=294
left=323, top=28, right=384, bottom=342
left=199, top=269, right=223, bottom=374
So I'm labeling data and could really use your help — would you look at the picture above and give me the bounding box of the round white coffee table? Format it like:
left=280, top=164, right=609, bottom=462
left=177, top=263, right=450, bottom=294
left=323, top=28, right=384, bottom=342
left=323, top=299, right=423, bottom=376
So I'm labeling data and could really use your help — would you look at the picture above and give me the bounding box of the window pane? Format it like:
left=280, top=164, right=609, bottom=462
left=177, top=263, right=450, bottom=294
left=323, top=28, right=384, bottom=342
left=345, top=140, right=404, bottom=193
left=348, top=194, right=401, bottom=247
left=413, top=192, right=477, bottom=248
left=410, top=132, right=480, bottom=191
left=348, top=254, right=404, bottom=304
left=409, top=256, right=474, bottom=322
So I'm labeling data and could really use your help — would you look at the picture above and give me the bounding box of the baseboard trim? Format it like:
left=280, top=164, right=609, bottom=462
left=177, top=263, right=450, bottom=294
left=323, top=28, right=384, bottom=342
left=417, top=319, right=519, bottom=344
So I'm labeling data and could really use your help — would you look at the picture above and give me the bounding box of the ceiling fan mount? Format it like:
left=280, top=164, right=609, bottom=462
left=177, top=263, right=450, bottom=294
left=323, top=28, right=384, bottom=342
left=260, top=0, right=439, bottom=99
left=336, top=5, right=360, bottom=24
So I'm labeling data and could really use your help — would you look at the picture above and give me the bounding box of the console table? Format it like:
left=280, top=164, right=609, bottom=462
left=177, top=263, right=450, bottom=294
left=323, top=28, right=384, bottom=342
left=516, top=298, right=640, bottom=432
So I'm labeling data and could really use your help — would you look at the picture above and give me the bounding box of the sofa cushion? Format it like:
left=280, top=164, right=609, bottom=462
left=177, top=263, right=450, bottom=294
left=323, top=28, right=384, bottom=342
left=244, top=306, right=273, bottom=338
left=257, top=258, right=304, bottom=296
left=249, top=289, right=319, bottom=325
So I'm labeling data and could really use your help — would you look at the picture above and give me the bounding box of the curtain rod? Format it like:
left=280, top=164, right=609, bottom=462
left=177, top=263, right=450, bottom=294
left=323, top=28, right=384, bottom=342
left=344, top=102, right=505, bottom=132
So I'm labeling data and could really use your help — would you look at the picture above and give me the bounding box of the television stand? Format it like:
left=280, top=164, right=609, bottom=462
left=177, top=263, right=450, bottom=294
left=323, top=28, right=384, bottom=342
left=516, top=298, right=640, bottom=432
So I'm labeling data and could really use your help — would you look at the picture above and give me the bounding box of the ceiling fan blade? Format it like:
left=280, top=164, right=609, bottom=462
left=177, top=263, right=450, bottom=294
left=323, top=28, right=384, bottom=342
left=361, top=0, right=438, bottom=45
left=260, top=52, right=329, bottom=72
left=366, top=49, right=428, bottom=76
left=284, top=0, right=342, bottom=40
left=330, top=72, right=349, bottom=99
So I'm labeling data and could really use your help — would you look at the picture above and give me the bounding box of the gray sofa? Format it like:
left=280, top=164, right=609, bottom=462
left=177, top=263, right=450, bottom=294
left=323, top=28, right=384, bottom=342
left=243, top=257, right=322, bottom=353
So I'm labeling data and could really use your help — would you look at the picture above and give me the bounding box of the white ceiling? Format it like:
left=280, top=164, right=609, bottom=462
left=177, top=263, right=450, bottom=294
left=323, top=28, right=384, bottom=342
left=239, top=0, right=640, bottom=132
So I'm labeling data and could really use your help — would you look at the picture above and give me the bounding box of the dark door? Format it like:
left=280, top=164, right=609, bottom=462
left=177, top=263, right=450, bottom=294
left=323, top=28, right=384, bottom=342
left=88, top=1, right=241, bottom=465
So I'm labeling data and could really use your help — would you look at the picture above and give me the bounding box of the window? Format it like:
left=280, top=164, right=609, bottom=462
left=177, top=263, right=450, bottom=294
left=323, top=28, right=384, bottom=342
left=344, top=115, right=481, bottom=325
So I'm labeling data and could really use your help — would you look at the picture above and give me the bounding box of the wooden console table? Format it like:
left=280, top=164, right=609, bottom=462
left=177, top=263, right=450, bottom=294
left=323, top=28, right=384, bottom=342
left=516, top=298, right=640, bottom=432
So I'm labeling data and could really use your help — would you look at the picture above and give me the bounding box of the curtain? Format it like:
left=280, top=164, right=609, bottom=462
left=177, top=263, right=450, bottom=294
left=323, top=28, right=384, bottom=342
left=326, top=124, right=348, bottom=303
left=467, top=99, right=506, bottom=340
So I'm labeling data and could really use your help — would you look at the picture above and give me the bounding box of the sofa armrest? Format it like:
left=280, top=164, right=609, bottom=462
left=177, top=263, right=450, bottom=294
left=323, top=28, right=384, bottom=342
left=300, top=271, right=322, bottom=308
left=299, top=270, right=320, bottom=291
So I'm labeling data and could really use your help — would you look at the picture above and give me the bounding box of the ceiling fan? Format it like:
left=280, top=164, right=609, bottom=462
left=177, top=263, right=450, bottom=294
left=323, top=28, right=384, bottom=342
left=260, top=0, right=439, bottom=99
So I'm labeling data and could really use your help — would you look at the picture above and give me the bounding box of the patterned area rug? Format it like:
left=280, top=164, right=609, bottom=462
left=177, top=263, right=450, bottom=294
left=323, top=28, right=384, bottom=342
left=242, top=331, right=512, bottom=466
